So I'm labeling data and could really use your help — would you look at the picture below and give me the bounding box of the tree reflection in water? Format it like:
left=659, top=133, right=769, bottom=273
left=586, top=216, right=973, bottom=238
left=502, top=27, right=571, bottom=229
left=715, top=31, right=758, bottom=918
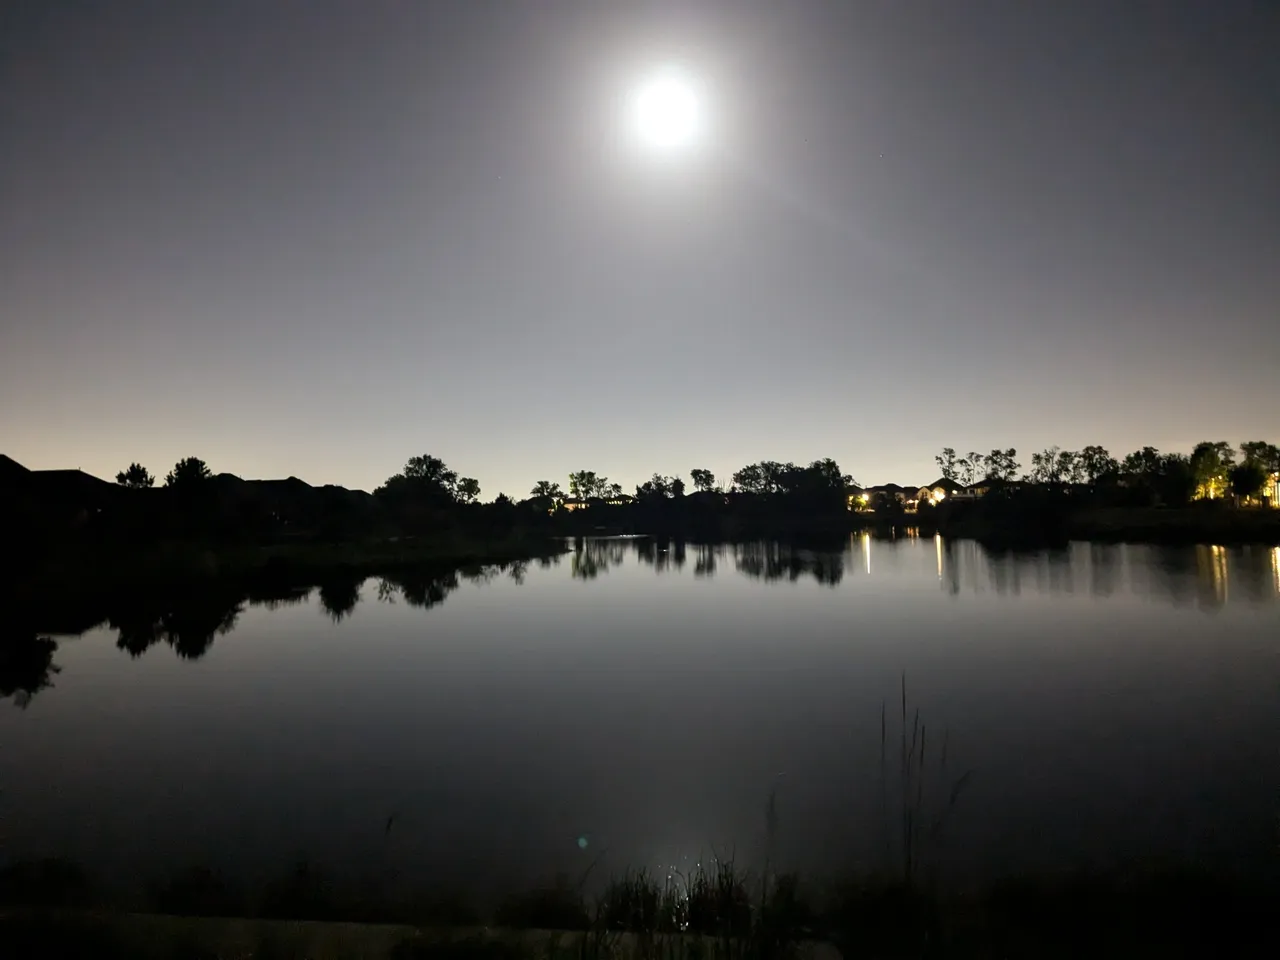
left=317, top=577, right=362, bottom=622
left=377, top=570, right=460, bottom=609
left=571, top=538, right=626, bottom=580
left=0, top=633, right=60, bottom=708
left=7, top=540, right=1275, bottom=699
left=693, top=543, right=722, bottom=578
left=733, top=542, right=844, bottom=586
left=108, top=592, right=244, bottom=661
left=245, top=584, right=314, bottom=610
left=162, top=596, right=243, bottom=660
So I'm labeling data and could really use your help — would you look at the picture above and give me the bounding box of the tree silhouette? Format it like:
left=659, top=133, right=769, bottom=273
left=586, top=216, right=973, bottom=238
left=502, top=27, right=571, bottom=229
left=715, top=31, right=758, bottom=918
left=1158, top=454, right=1196, bottom=506
left=935, top=448, right=960, bottom=482
left=1240, top=441, right=1280, bottom=475
left=1190, top=441, right=1235, bottom=499
left=530, top=480, right=564, bottom=500
left=983, top=448, right=1020, bottom=481
left=568, top=471, right=594, bottom=498
left=1026, top=447, right=1063, bottom=484
left=799, top=458, right=845, bottom=495
left=1121, top=451, right=1195, bottom=507
left=115, top=463, right=155, bottom=488
left=636, top=474, right=679, bottom=500
left=955, top=453, right=982, bottom=487
left=732, top=461, right=791, bottom=494
left=375, top=454, right=470, bottom=505
left=568, top=470, right=611, bottom=499
left=1079, top=445, right=1118, bottom=484
left=1122, top=446, right=1163, bottom=477
left=1054, top=449, right=1084, bottom=484
left=455, top=477, right=481, bottom=504
left=731, top=463, right=764, bottom=493
left=728, top=459, right=849, bottom=504
left=1229, top=463, right=1266, bottom=503
left=164, top=457, right=212, bottom=488
left=404, top=454, right=457, bottom=487
left=690, top=469, right=716, bottom=493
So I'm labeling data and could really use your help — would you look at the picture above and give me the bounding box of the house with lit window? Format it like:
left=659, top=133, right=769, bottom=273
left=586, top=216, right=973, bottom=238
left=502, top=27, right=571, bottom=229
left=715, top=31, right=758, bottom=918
left=1269, top=472, right=1280, bottom=506
left=915, top=477, right=966, bottom=505
left=560, top=495, right=634, bottom=512
left=953, top=477, right=1028, bottom=499
left=849, top=483, right=925, bottom=511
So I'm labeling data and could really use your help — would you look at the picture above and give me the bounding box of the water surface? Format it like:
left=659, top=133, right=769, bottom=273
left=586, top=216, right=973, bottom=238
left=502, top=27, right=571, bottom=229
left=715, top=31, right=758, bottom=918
left=4, top=536, right=1278, bottom=896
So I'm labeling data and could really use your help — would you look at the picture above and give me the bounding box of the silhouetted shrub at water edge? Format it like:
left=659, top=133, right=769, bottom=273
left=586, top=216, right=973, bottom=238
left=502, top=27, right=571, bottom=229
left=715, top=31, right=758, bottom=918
left=933, top=486, right=1074, bottom=546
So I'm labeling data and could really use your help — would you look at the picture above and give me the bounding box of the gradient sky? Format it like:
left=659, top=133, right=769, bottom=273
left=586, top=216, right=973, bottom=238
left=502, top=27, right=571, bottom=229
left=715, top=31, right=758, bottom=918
left=3, top=1, right=1278, bottom=496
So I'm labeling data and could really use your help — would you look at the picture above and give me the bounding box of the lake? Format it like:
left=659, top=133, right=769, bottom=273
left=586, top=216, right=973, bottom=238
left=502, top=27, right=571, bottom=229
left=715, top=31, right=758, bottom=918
left=4, top=535, right=1279, bottom=902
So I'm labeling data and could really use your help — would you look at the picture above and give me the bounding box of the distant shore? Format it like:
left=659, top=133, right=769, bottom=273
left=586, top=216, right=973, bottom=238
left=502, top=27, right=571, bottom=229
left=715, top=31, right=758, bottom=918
left=9, top=505, right=1280, bottom=600
left=924, top=500, right=1280, bottom=548
left=1063, top=505, right=1280, bottom=544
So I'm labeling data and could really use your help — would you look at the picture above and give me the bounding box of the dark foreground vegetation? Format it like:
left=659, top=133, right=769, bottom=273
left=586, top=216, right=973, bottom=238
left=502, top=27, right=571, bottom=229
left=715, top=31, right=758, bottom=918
left=3, top=855, right=1273, bottom=958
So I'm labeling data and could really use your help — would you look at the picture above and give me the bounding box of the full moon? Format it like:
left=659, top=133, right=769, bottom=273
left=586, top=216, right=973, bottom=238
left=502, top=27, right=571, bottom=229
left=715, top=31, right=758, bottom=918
left=625, top=65, right=707, bottom=157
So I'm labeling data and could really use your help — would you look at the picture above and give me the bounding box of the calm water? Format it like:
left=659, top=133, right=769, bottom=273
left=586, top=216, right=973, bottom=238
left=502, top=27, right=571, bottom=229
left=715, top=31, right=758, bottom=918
left=4, top=536, right=1279, bottom=897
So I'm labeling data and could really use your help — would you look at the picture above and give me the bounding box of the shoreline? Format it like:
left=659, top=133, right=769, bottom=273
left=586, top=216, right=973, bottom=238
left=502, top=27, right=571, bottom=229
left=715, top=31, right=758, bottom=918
left=8, top=510, right=1280, bottom=600
left=6, top=533, right=571, bottom=595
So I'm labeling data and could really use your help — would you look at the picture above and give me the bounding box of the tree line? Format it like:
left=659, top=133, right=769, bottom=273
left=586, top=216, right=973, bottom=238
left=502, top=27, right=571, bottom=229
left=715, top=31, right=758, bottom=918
left=115, top=457, right=213, bottom=490
left=114, top=441, right=1278, bottom=510
left=519, top=459, right=854, bottom=509
left=934, top=441, right=1279, bottom=504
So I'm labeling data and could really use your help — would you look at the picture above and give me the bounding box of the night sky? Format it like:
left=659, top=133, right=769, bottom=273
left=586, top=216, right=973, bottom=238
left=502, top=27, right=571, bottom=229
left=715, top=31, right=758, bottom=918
left=3, top=1, right=1278, bottom=496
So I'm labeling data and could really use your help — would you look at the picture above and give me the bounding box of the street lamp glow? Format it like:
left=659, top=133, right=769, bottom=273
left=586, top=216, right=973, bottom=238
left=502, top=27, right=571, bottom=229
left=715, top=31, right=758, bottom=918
left=625, top=65, right=707, bottom=158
